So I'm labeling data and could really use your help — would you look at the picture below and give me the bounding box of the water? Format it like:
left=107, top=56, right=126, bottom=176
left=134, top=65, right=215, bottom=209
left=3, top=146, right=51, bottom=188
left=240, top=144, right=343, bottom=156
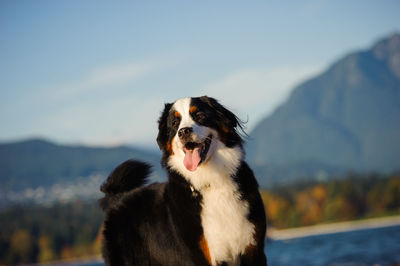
left=266, top=225, right=400, bottom=265
left=62, top=225, right=400, bottom=266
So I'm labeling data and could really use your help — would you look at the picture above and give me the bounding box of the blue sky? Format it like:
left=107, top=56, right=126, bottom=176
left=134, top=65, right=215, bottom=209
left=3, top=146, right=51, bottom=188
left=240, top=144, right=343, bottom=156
left=1, top=0, right=399, bottom=149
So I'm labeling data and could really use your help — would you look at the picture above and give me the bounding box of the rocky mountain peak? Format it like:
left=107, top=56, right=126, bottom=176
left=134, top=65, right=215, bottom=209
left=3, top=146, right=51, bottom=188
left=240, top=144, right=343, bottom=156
left=373, top=33, right=400, bottom=78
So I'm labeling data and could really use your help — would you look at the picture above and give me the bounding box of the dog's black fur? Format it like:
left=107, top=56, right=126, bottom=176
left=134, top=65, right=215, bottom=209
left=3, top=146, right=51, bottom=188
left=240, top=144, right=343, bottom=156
left=100, top=96, right=267, bottom=265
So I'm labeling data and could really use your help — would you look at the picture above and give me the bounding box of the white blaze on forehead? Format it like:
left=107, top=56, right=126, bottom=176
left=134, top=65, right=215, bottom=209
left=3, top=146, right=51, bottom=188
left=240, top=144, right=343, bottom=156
left=172, top=98, right=211, bottom=142
left=172, top=97, right=195, bottom=130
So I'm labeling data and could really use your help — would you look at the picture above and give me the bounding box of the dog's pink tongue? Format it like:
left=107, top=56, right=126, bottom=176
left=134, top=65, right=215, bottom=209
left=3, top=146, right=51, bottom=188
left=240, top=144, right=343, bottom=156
left=184, top=147, right=201, bottom=171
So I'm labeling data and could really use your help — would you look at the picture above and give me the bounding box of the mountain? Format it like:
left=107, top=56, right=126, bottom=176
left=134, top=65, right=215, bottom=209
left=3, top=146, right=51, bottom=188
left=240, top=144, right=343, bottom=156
left=0, top=139, right=164, bottom=194
left=247, top=33, right=400, bottom=186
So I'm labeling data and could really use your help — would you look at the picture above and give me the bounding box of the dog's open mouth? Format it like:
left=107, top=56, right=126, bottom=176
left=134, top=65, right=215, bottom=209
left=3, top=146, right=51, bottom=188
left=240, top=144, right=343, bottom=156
left=183, top=135, right=212, bottom=171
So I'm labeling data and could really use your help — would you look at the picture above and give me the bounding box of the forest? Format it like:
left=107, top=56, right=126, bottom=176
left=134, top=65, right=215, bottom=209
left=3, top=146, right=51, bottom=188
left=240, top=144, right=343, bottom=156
left=0, top=172, right=399, bottom=265
left=261, top=172, right=400, bottom=228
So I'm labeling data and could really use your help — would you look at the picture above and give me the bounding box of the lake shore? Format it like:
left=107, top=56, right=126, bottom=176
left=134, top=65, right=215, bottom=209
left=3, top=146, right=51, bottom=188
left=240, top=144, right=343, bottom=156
left=267, top=215, right=400, bottom=240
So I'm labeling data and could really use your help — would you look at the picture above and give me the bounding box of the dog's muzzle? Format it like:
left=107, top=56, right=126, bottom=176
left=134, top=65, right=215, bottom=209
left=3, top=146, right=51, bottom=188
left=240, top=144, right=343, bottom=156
left=178, top=127, right=212, bottom=171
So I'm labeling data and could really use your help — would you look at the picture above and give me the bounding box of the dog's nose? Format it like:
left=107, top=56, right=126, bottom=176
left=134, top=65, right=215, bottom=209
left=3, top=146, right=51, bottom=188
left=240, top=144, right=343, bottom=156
left=178, top=127, right=193, bottom=139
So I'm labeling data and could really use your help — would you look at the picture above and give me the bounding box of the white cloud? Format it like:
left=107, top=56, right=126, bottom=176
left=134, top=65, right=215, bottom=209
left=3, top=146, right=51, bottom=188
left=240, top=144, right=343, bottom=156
left=201, top=65, right=324, bottom=130
left=47, top=61, right=158, bottom=102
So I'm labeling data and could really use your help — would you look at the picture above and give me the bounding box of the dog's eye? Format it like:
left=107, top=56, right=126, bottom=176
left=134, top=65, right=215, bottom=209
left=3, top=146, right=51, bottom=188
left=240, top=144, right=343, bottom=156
left=197, top=112, right=205, bottom=120
left=173, top=120, right=179, bottom=127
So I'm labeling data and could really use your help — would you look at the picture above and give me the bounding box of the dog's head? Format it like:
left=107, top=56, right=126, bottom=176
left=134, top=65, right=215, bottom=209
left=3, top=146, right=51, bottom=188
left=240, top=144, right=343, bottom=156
left=157, top=96, right=244, bottom=173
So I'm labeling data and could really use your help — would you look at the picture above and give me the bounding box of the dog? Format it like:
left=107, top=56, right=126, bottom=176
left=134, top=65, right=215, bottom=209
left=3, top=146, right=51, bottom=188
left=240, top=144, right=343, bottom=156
left=100, top=96, right=267, bottom=265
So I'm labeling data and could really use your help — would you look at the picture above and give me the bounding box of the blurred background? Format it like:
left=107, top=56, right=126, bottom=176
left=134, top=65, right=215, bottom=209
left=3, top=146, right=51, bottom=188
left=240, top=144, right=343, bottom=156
left=0, top=1, right=399, bottom=265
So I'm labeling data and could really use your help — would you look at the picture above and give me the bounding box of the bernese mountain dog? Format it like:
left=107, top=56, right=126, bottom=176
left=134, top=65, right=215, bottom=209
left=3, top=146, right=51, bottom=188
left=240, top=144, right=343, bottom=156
left=100, top=96, right=267, bottom=265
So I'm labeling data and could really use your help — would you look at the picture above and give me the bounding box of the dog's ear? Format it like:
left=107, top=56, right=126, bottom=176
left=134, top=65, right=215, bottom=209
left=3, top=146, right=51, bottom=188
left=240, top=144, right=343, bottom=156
left=199, top=96, right=239, bottom=128
left=157, top=103, right=173, bottom=151
left=200, top=96, right=245, bottom=147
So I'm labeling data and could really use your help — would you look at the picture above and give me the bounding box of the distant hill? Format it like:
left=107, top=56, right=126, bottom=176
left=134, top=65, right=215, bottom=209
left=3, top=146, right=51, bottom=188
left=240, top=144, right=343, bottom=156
left=0, top=139, right=164, bottom=193
left=247, top=33, right=400, bottom=186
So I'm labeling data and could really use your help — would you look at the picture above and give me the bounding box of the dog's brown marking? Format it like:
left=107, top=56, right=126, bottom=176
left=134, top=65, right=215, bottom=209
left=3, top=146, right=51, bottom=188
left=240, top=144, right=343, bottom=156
left=199, top=234, right=212, bottom=264
left=165, top=139, right=174, bottom=155
left=244, top=243, right=256, bottom=256
left=174, top=111, right=181, bottom=118
left=189, top=105, right=197, bottom=114
left=221, top=126, right=230, bottom=133
left=243, top=221, right=263, bottom=258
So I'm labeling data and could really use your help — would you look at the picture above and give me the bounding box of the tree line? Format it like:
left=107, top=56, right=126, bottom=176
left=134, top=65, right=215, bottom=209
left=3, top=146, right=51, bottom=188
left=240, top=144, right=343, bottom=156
left=0, top=201, right=103, bottom=265
left=261, top=172, right=400, bottom=228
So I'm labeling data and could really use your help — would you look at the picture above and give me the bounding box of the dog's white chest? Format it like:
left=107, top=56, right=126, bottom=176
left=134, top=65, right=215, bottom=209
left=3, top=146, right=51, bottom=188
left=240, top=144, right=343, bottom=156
left=200, top=183, right=255, bottom=265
